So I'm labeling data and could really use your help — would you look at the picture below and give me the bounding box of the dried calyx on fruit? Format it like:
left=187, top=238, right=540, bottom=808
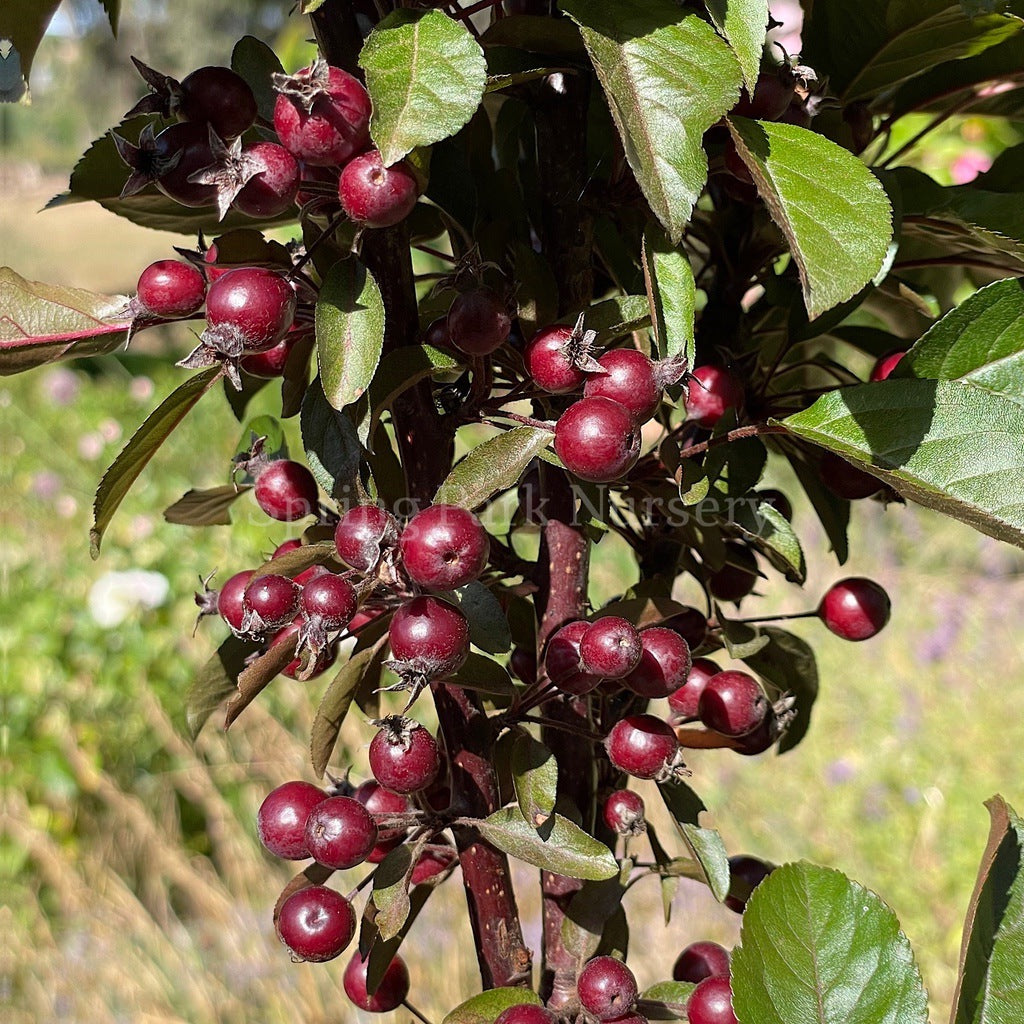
left=523, top=313, right=604, bottom=394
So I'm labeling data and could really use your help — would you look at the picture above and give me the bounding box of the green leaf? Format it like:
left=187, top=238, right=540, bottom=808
left=90, top=367, right=221, bottom=557
left=365, top=343, right=461, bottom=440
left=2, top=1, right=61, bottom=101
left=231, top=36, right=284, bottom=123
left=316, top=258, right=385, bottom=412
left=570, top=295, right=652, bottom=343
left=434, top=427, right=553, bottom=510
left=476, top=807, right=618, bottom=880
left=163, top=485, right=251, bottom=527
left=641, top=980, right=697, bottom=1020
left=787, top=450, right=850, bottom=564
left=705, top=0, right=769, bottom=92
left=728, top=500, right=806, bottom=583
left=561, top=0, right=742, bottom=243
left=362, top=883, right=434, bottom=997
left=359, top=9, right=487, bottom=166
left=449, top=652, right=516, bottom=696
left=96, top=0, right=120, bottom=34
left=510, top=733, right=558, bottom=828
left=728, top=118, right=893, bottom=319
left=444, top=582, right=513, bottom=655
left=658, top=781, right=731, bottom=901
left=184, top=635, right=258, bottom=740
left=781, top=379, right=1024, bottom=549
left=370, top=842, right=419, bottom=941
left=951, top=796, right=1024, bottom=1024
left=731, top=862, right=929, bottom=1024
left=310, top=638, right=388, bottom=777
left=301, top=377, right=362, bottom=501
left=252, top=541, right=337, bottom=582
left=562, top=864, right=631, bottom=960
left=903, top=278, right=1024, bottom=405
left=642, top=225, right=696, bottom=365
left=743, top=627, right=819, bottom=754
left=442, top=988, right=542, bottom=1024
left=0, top=267, right=131, bottom=375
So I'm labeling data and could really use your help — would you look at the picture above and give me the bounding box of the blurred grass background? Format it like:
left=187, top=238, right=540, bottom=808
left=5, top=2, right=1024, bottom=1022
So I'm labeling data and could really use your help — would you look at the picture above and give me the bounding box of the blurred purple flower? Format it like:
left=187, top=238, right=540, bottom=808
left=41, top=367, right=81, bottom=406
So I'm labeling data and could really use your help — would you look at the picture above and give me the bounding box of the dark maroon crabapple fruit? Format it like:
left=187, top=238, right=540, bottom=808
left=579, top=616, right=642, bottom=679
left=410, top=840, right=457, bottom=886
left=205, top=267, right=297, bottom=352
left=554, top=397, right=641, bottom=484
left=707, top=542, right=759, bottom=603
left=240, top=334, right=299, bottom=379
left=510, top=646, right=537, bottom=685
left=685, top=365, right=743, bottom=429
left=368, top=717, right=441, bottom=795
left=388, top=596, right=470, bottom=678
left=334, top=504, right=399, bottom=573
left=304, top=795, right=378, bottom=870
left=578, top=956, right=639, bottom=1021
left=339, top=149, right=419, bottom=228
left=271, top=618, right=338, bottom=680
left=113, top=122, right=218, bottom=207
left=731, top=68, right=795, bottom=121
left=494, top=1005, right=557, bottom=1024
left=232, top=141, right=301, bottom=219
left=241, top=574, right=302, bottom=633
left=624, top=626, right=692, bottom=698
left=870, top=350, right=906, bottom=382
left=668, top=657, right=719, bottom=720
left=725, top=854, right=774, bottom=913
left=605, top=715, right=682, bottom=781
left=523, top=324, right=587, bottom=394
left=698, top=670, right=769, bottom=738
left=215, top=569, right=254, bottom=634
left=583, top=348, right=661, bottom=424
left=255, top=460, right=320, bottom=522
left=300, top=573, right=357, bottom=631
left=673, top=941, right=731, bottom=984
left=343, top=951, right=410, bottom=1012
left=135, top=260, right=206, bottom=318
left=354, top=780, right=411, bottom=845
left=447, top=287, right=512, bottom=356
left=545, top=620, right=603, bottom=695
left=819, top=451, right=882, bottom=500
left=662, top=606, right=708, bottom=651
left=277, top=885, right=355, bottom=963
left=399, top=504, right=490, bottom=590
left=818, top=577, right=891, bottom=641
left=603, top=789, right=646, bottom=837
left=272, top=60, right=371, bottom=167
left=686, top=975, right=738, bottom=1024
left=257, top=780, right=326, bottom=860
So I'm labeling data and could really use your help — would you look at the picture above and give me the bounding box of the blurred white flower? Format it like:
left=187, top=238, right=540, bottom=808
left=130, top=376, right=155, bottom=402
left=88, top=570, right=170, bottom=627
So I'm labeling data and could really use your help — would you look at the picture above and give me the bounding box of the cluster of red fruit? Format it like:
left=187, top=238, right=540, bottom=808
left=116, top=57, right=418, bottom=229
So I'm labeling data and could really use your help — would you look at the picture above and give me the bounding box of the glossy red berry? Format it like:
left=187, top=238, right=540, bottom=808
left=685, top=366, right=743, bottom=429
left=335, top=505, right=398, bottom=572
left=494, top=1005, right=556, bottom=1024
left=242, top=574, right=302, bottom=632
left=731, top=69, right=795, bottom=120
left=136, top=260, right=206, bottom=318
left=577, top=956, right=638, bottom=1021
left=672, top=941, right=731, bottom=983
left=662, top=607, right=708, bottom=650
left=583, top=348, right=662, bottom=424
left=175, top=66, right=257, bottom=138
left=545, top=620, right=603, bottom=695
left=602, top=789, right=646, bottom=836
left=707, top=543, right=759, bottom=603
left=369, top=717, right=441, bottom=795
left=389, top=596, right=470, bottom=677
left=510, top=646, right=537, bottom=685
left=624, top=627, right=692, bottom=698
left=206, top=267, right=297, bottom=351
left=819, top=451, right=881, bottom=500
left=524, top=325, right=586, bottom=394
left=698, top=671, right=768, bottom=737
left=554, top=397, right=641, bottom=484
left=725, top=854, right=774, bottom=913
left=668, top=657, right=720, bottom=720
left=151, top=123, right=219, bottom=207
left=240, top=334, right=298, bottom=378
left=304, top=795, right=378, bottom=870
left=447, top=288, right=511, bottom=356
left=354, top=780, right=411, bottom=845
left=273, top=62, right=371, bottom=167
left=686, top=975, right=738, bottom=1024
left=870, top=350, right=906, bottom=381
left=343, top=951, right=410, bottom=1012
left=818, top=577, right=891, bottom=640
left=605, top=715, right=681, bottom=780
left=216, top=569, right=255, bottom=633
left=339, top=149, right=418, bottom=228
left=301, top=573, right=357, bottom=630
left=233, top=141, right=300, bottom=218
left=255, top=460, right=320, bottom=521
left=400, top=504, right=490, bottom=590
left=277, top=885, right=355, bottom=962
left=580, top=617, right=642, bottom=679
left=257, top=780, right=326, bottom=859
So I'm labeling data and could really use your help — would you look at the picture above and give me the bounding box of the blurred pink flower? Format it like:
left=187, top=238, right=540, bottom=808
left=41, top=367, right=80, bottom=406
left=130, top=376, right=155, bottom=402
left=950, top=149, right=992, bottom=185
